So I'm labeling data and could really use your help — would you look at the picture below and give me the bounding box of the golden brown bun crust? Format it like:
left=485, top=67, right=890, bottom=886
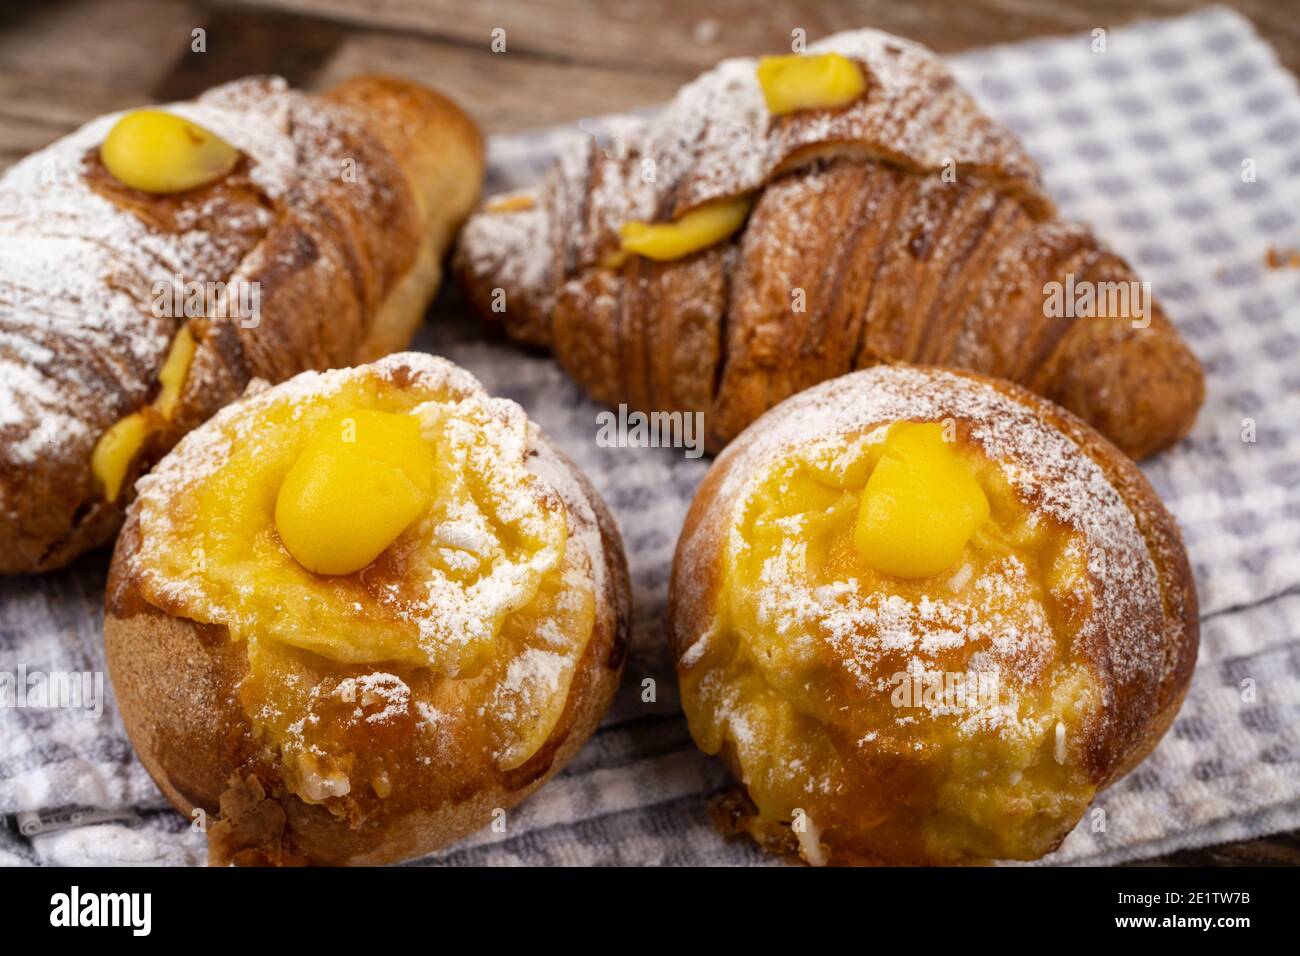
left=1033, top=382, right=1198, bottom=785
left=668, top=364, right=1198, bottom=860
left=453, top=29, right=1203, bottom=461
left=104, top=433, right=630, bottom=866
left=1, top=75, right=483, bottom=575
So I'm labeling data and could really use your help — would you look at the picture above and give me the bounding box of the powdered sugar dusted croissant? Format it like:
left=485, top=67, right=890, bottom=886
left=454, top=29, right=1203, bottom=459
left=0, top=75, right=483, bottom=574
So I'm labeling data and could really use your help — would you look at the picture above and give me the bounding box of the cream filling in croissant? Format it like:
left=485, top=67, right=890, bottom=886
left=91, top=323, right=196, bottom=502
left=606, top=196, right=753, bottom=268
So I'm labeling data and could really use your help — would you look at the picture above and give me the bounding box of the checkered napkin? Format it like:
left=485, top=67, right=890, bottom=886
left=3, top=6, right=1298, bottom=866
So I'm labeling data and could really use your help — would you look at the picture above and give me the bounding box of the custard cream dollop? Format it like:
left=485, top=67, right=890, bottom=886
left=853, top=422, right=990, bottom=579
left=275, top=410, right=435, bottom=576
left=100, top=110, right=239, bottom=193
left=137, top=369, right=570, bottom=675
left=755, top=52, right=867, bottom=115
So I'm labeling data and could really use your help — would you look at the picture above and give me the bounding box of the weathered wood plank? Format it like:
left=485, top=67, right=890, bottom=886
left=154, top=4, right=348, bottom=100
left=314, top=32, right=685, bottom=134
left=209, top=0, right=1300, bottom=76
left=0, top=0, right=201, bottom=91
left=0, top=73, right=146, bottom=166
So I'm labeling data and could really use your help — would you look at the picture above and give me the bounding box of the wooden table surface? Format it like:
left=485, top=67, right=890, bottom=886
left=1, top=0, right=1296, bottom=866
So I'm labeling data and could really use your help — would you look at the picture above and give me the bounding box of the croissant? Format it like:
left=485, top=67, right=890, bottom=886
left=669, top=363, right=1198, bottom=864
left=0, top=75, right=483, bottom=574
left=454, top=29, right=1203, bottom=459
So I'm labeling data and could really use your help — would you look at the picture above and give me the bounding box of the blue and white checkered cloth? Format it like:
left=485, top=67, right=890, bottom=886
left=2, top=6, right=1297, bottom=866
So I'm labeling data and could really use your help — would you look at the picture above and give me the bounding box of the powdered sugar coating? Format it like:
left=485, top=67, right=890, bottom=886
left=756, top=546, right=1062, bottom=744
left=667, top=366, right=1196, bottom=863
left=132, top=353, right=606, bottom=652
left=671, top=364, right=1182, bottom=797
left=697, top=365, right=1161, bottom=687
left=337, top=672, right=411, bottom=726
left=456, top=28, right=1049, bottom=313
left=126, top=353, right=621, bottom=782
left=0, top=77, right=366, bottom=469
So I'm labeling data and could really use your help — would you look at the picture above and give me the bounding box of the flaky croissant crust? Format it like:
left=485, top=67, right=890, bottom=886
left=455, top=28, right=1204, bottom=460
left=0, top=74, right=483, bottom=574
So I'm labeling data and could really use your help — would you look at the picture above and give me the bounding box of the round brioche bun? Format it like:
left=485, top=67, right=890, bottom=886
left=105, top=357, right=630, bottom=866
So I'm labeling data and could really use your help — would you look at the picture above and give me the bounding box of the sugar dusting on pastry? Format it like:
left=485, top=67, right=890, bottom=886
left=0, top=78, right=374, bottom=471
left=669, top=364, right=1195, bottom=863
left=337, top=673, right=411, bottom=725
left=127, top=353, right=615, bottom=786
left=695, top=365, right=1165, bottom=692
left=674, top=365, right=1171, bottom=843
left=456, top=28, right=1049, bottom=326
left=788, top=555, right=1058, bottom=735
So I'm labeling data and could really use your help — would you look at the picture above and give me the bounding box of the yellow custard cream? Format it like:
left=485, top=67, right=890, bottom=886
left=101, top=110, right=238, bottom=193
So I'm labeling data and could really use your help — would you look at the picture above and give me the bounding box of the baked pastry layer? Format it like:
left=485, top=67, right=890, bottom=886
left=669, top=364, right=1197, bottom=864
left=105, top=353, right=630, bottom=865
left=455, top=28, right=1203, bottom=459
left=0, top=74, right=484, bottom=573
